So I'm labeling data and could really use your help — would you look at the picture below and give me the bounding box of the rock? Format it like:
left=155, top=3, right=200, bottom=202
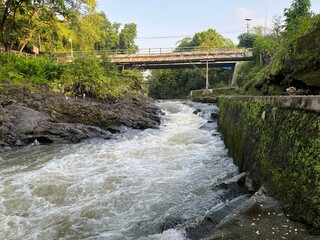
left=186, top=195, right=251, bottom=240
left=205, top=187, right=319, bottom=240
left=193, top=109, right=202, bottom=115
left=0, top=89, right=161, bottom=149
left=211, top=111, right=219, bottom=120
left=5, top=103, right=112, bottom=145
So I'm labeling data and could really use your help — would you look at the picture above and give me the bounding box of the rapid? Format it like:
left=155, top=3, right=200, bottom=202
left=0, top=101, right=239, bottom=240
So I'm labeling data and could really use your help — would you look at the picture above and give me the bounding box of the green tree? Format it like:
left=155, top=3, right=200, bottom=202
left=119, top=23, right=138, bottom=53
left=0, top=0, right=97, bottom=52
left=238, top=33, right=257, bottom=48
left=284, top=0, right=312, bottom=26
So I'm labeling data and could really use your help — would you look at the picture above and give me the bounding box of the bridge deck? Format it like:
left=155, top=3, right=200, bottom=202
left=109, top=48, right=253, bottom=69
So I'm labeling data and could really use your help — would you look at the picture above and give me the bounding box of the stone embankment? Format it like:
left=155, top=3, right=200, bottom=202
left=211, top=96, right=320, bottom=239
left=0, top=87, right=161, bottom=151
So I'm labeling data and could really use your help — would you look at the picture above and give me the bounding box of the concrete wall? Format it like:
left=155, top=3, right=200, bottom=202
left=218, top=96, right=320, bottom=232
left=222, top=95, right=320, bottom=112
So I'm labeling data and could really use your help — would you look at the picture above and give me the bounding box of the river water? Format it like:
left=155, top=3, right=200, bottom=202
left=0, top=101, right=238, bottom=240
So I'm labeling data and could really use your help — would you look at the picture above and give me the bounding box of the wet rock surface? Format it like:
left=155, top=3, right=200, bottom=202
left=0, top=88, right=161, bottom=150
left=159, top=173, right=253, bottom=238
left=205, top=187, right=319, bottom=240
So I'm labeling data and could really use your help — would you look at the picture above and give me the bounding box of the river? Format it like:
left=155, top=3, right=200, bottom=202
left=0, top=101, right=239, bottom=240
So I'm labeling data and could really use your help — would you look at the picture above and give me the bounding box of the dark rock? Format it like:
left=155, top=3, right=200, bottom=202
left=211, top=111, right=220, bottom=120
left=0, top=89, right=161, bottom=149
left=186, top=195, right=251, bottom=240
left=4, top=103, right=112, bottom=145
left=213, top=173, right=248, bottom=199
left=193, top=109, right=202, bottom=115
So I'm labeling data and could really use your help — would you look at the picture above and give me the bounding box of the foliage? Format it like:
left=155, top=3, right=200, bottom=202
left=176, top=28, right=235, bottom=51
left=235, top=62, right=264, bottom=88
left=0, top=0, right=139, bottom=54
left=119, top=23, right=138, bottom=53
left=235, top=0, right=320, bottom=94
left=51, top=55, right=144, bottom=97
left=237, top=33, right=257, bottom=48
left=0, top=0, right=97, bottom=52
left=0, top=52, right=144, bottom=98
left=52, top=55, right=107, bottom=96
left=284, top=0, right=312, bottom=27
left=0, top=53, right=64, bottom=86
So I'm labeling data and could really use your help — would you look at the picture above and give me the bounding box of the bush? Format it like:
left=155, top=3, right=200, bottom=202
left=0, top=53, right=62, bottom=85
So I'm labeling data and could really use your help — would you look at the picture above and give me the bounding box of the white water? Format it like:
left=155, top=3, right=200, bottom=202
left=0, top=101, right=238, bottom=240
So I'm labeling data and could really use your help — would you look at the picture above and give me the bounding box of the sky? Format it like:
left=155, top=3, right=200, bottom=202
left=97, top=0, right=320, bottom=49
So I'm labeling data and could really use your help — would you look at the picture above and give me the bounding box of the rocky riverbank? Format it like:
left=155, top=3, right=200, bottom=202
left=0, top=86, right=161, bottom=152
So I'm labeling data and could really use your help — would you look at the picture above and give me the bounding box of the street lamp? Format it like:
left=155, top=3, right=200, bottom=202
left=245, top=18, right=252, bottom=33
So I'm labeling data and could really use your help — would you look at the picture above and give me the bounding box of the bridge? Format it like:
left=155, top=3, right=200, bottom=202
left=2, top=46, right=253, bottom=89
left=108, top=47, right=253, bottom=88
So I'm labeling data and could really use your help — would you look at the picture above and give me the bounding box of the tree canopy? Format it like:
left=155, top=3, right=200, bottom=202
left=0, top=0, right=138, bottom=53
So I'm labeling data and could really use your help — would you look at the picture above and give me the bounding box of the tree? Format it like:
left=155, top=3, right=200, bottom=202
left=119, top=23, right=138, bottom=53
left=238, top=33, right=257, bottom=48
left=284, top=0, right=312, bottom=25
left=74, top=12, right=109, bottom=51
left=0, top=0, right=97, bottom=52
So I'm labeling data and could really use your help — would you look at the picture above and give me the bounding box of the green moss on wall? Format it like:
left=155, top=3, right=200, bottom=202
left=218, top=98, right=320, bottom=231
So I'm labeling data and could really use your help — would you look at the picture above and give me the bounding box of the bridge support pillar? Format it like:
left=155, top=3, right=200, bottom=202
left=231, top=61, right=240, bottom=85
left=206, top=61, right=209, bottom=89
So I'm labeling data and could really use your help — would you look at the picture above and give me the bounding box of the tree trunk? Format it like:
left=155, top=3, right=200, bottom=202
left=18, top=29, right=36, bottom=52
left=0, top=0, right=13, bottom=51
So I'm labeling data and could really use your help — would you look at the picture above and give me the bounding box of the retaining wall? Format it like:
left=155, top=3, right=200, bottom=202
left=218, top=96, right=320, bottom=232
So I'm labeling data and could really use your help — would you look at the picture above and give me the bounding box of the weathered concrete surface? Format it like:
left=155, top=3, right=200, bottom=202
left=218, top=96, right=320, bottom=232
left=221, top=95, right=320, bottom=112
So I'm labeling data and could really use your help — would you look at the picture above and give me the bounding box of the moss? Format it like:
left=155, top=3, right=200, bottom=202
left=218, top=97, right=320, bottom=231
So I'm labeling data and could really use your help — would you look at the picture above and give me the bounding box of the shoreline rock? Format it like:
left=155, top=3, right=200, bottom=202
left=0, top=88, right=161, bottom=151
left=205, top=187, right=319, bottom=240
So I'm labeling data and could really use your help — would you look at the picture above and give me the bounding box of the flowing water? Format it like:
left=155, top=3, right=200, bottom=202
left=0, top=101, right=238, bottom=240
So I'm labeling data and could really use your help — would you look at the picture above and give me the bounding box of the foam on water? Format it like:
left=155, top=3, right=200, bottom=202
left=0, top=101, right=237, bottom=239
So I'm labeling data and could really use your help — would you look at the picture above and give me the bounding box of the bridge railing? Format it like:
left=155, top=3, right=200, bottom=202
left=103, top=46, right=252, bottom=55
left=0, top=46, right=253, bottom=62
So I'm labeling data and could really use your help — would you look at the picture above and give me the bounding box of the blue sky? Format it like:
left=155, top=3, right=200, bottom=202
left=97, top=0, right=320, bottom=49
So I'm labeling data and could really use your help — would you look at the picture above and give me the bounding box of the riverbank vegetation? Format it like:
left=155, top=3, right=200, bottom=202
left=236, top=0, right=320, bottom=95
left=0, top=53, right=145, bottom=98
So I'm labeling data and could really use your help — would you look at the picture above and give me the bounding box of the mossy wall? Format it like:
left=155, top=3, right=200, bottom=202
left=218, top=97, right=320, bottom=231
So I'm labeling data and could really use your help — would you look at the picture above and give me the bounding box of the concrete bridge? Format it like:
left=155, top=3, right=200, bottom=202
left=108, top=47, right=253, bottom=88
left=109, top=47, right=252, bottom=69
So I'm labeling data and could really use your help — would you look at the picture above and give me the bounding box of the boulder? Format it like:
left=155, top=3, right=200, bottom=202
left=0, top=89, right=161, bottom=150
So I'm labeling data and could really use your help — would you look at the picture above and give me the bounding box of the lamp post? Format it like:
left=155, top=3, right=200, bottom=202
left=245, top=18, right=252, bottom=33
